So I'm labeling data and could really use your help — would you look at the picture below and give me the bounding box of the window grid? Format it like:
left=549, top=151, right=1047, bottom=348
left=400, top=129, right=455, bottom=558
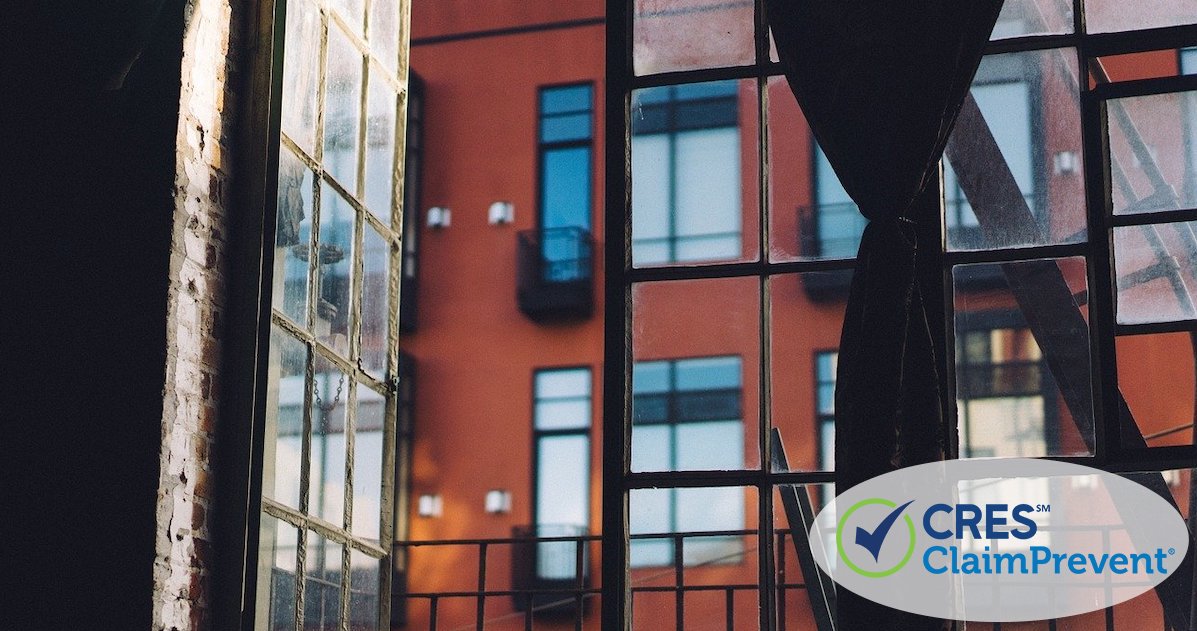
left=256, top=0, right=412, bottom=628
left=605, top=0, right=1197, bottom=628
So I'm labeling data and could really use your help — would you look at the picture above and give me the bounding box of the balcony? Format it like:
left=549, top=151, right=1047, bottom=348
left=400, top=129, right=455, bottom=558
left=510, top=524, right=591, bottom=615
left=517, top=227, right=594, bottom=322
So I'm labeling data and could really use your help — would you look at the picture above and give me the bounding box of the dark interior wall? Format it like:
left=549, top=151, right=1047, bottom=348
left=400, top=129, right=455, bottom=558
left=2, top=2, right=187, bottom=628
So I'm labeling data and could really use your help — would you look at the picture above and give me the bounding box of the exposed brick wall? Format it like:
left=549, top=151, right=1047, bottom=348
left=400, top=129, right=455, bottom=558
left=153, top=0, right=241, bottom=628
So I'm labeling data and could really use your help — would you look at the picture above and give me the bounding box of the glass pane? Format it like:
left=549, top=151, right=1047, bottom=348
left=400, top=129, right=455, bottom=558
left=264, top=327, right=306, bottom=508
left=360, top=225, right=389, bottom=377
left=352, top=385, right=385, bottom=540
left=310, top=354, right=348, bottom=525
left=535, top=368, right=591, bottom=397
left=945, top=49, right=1087, bottom=251
left=1086, top=0, right=1197, bottom=33
left=766, top=76, right=863, bottom=262
left=324, top=26, right=363, bottom=193
left=769, top=273, right=849, bottom=472
left=1096, top=50, right=1187, bottom=83
left=317, top=184, right=355, bottom=356
left=364, top=71, right=397, bottom=222
left=281, top=0, right=320, bottom=153
left=632, top=277, right=760, bottom=471
left=331, top=0, right=364, bottom=33
left=631, top=80, right=758, bottom=267
left=1108, top=91, right=1197, bottom=215
left=255, top=514, right=298, bottom=631
left=368, top=0, right=399, bottom=72
left=534, top=400, right=590, bottom=430
left=275, top=148, right=314, bottom=325
left=1113, top=221, right=1197, bottom=324
left=990, top=0, right=1073, bottom=39
left=348, top=550, right=382, bottom=631
left=304, top=532, right=344, bottom=630
left=541, top=84, right=592, bottom=114
left=541, top=114, right=592, bottom=143
left=632, top=0, right=754, bottom=75
left=953, top=258, right=1094, bottom=457
left=1117, top=333, right=1197, bottom=447
left=627, top=486, right=756, bottom=589
left=535, top=436, right=590, bottom=530
left=542, top=147, right=592, bottom=230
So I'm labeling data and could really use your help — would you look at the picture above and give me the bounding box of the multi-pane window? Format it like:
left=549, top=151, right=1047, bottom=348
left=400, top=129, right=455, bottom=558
left=631, top=81, right=742, bottom=265
left=538, top=84, right=594, bottom=281
left=532, top=368, right=592, bottom=580
left=630, top=356, right=744, bottom=566
left=255, top=0, right=409, bottom=628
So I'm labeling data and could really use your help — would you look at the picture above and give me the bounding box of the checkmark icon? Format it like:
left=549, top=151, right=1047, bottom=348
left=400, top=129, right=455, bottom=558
left=854, top=500, right=915, bottom=562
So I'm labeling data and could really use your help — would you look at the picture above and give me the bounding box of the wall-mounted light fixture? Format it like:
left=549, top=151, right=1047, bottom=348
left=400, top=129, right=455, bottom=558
left=417, top=494, right=443, bottom=517
left=484, top=489, right=512, bottom=514
left=1053, top=151, right=1078, bottom=175
left=427, top=207, right=451, bottom=229
left=487, top=201, right=515, bottom=225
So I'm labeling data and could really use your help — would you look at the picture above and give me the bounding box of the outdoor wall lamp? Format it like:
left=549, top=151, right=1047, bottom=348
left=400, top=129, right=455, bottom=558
left=417, top=494, right=443, bottom=517
left=487, top=201, right=515, bottom=225
left=427, top=206, right=451, bottom=229
left=484, top=489, right=512, bottom=514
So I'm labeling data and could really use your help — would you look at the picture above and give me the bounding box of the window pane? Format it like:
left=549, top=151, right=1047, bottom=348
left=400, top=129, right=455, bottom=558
left=631, top=80, right=757, bottom=267
left=348, top=550, right=382, bottom=631
left=990, top=0, right=1073, bottom=39
left=675, top=421, right=743, bottom=470
left=534, top=400, right=590, bottom=430
left=352, top=386, right=385, bottom=540
left=535, top=368, right=590, bottom=398
left=945, top=49, right=1086, bottom=251
left=304, top=532, right=344, bottom=631
left=317, top=185, right=355, bottom=356
left=360, top=225, right=389, bottom=377
left=633, top=277, right=760, bottom=470
left=310, top=355, right=348, bottom=525
left=1113, top=221, right=1197, bottom=324
left=1116, top=333, right=1197, bottom=447
left=265, top=327, right=307, bottom=508
left=629, top=487, right=754, bottom=576
left=541, top=85, right=592, bottom=114
left=324, top=26, right=363, bottom=192
left=953, top=257, right=1094, bottom=457
left=364, top=72, right=396, bottom=222
left=275, top=148, right=314, bottom=326
left=542, top=147, right=592, bottom=230
left=281, top=0, right=321, bottom=153
left=633, top=0, right=754, bottom=75
left=536, top=435, right=590, bottom=528
left=540, top=114, right=592, bottom=143
left=331, top=0, right=364, bottom=32
left=368, top=0, right=399, bottom=72
left=1108, top=91, right=1197, bottom=216
left=1085, top=0, right=1197, bottom=33
left=255, top=514, right=298, bottom=631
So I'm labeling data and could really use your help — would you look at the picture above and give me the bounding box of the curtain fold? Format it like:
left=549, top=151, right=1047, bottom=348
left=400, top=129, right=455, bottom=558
left=765, top=1, right=1004, bottom=628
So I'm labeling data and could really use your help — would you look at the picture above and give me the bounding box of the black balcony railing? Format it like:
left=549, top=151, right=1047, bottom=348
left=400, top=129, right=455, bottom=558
left=511, top=524, right=590, bottom=615
left=517, top=227, right=594, bottom=322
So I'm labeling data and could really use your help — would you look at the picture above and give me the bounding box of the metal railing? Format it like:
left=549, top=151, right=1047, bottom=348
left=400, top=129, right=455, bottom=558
left=516, top=227, right=595, bottom=321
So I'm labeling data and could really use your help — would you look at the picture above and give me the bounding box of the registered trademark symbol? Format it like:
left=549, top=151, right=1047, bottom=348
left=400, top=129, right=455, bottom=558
left=1169, top=548, right=1176, bottom=555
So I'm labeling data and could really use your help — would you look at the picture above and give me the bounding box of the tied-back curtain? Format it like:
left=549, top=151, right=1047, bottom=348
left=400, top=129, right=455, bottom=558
left=765, top=0, right=1004, bottom=628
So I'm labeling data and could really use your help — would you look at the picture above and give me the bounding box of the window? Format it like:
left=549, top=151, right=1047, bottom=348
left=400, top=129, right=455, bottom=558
left=812, top=60, right=1038, bottom=255
left=539, top=85, right=594, bottom=282
left=532, top=368, right=593, bottom=580
left=631, top=81, right=742, bottom=265
left=957, top=323, right=1050, bottom=458
left=630, top=356, right=744, bottom=566
left=253, top=0, right=409, bottom=627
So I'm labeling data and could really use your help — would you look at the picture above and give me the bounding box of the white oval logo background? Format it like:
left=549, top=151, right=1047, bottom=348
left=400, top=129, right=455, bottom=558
left=809, top=458, right=1190, bottom=622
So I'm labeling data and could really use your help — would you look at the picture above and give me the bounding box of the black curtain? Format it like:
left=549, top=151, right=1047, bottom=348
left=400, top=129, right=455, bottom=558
left=765, top=1, right=1004, bottom=628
